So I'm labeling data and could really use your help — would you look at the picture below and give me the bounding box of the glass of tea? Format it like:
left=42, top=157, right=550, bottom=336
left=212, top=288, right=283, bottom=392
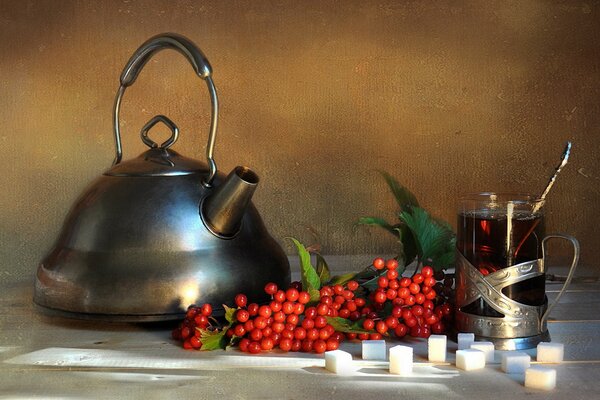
left=457, top=193, right=546, bottom=317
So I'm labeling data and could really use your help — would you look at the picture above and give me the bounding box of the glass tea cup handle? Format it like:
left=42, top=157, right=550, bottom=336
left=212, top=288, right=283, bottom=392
left=540, top=234, right=580, bottom=326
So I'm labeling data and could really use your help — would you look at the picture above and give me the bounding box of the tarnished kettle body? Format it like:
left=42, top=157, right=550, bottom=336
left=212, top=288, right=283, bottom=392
left=34, top=34, right=290, bottom=321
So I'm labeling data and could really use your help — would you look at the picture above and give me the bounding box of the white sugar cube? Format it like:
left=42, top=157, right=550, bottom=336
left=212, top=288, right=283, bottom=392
left=470, top=341, right=495, bottom=363
left=457, top=332, right=475, bottom=350
left=428, top=334, right=447, bottom=362
left=525, top=366, right=556, bottom=390
left=537, top=342, right=564, bottom=363
left=389, top=345, right=413, bottom=376
left=325, top=350, right=354, bottom=375
left=456, top=349, right=486, bottom=371
left=362, top=340, right=386, bottom=360
left=501, top=351, right=531, bottom=374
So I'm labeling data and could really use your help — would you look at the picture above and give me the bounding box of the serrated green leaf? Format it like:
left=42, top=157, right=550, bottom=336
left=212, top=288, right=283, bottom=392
left=223, top=305, right=236, bottom=324
left=326, top=317, right=371, bottom=334
left=287, top=237, right=321, bottom=300
left=400, top=207, right=456, bottom=271
left=198, top=328, right=229, bottom=350
left=379, top=171, right=419, bottom=211
left=314, top=253, right=331, bottom=285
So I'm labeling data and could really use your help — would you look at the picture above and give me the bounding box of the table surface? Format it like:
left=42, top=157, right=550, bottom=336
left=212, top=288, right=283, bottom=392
left=1, top=259, right=599, bottom=400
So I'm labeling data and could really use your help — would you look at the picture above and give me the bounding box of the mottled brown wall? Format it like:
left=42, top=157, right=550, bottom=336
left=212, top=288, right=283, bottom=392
left=1, top=0, right=598, bottom=282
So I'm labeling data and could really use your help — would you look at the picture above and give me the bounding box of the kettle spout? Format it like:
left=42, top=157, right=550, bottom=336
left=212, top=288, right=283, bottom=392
left=201, top=166, right=259, bottom=237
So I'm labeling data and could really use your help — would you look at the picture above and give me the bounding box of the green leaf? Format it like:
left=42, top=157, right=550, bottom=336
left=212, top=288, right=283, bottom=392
left=327, top=272, right=357, bottom=286
left=400, top=207, right=456, bottom=271
left=326, top=317, right=371, bottom=334
left=314, top=253, right=331, bottom=285
left=287, top=237, right=321, bottom=301
left=361, top=268, right=389, bottom=291
left=356, top=217, right=397, bottom=235
left=224, top=305, right=236, bottom=325
left=397, top=224, right=417, bottom=267
left=379, top=171, right=419, bottom=211
left=198, top=328, right=229, bottom=350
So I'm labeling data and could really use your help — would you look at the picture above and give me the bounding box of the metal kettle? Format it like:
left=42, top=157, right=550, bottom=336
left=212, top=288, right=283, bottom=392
left=34, top=33, right=291, bottom=321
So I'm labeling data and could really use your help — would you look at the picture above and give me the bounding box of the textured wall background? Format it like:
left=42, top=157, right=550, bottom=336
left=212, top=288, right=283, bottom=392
left=1, top=0, right=598, bottom=283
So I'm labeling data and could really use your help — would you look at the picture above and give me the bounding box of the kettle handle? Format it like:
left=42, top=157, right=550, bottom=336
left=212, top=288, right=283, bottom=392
left=112, top=33, right=218, bottom=187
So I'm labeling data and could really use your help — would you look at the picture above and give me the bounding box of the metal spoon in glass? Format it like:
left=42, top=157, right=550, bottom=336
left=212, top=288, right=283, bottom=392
left=531, top=141, right=572, bottom=214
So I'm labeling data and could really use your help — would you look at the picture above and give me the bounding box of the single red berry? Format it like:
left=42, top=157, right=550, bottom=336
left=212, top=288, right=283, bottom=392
left=247, top=341, right=262, bottom=354
left=233, top=323, right=246, bottom=337
left=394, top=323, right=408, bottom=337
left=373, top=257, right=385, bottom=270
left=385, top=259, right=399, bottom=270
left=301, top=339, right=314, bottom=353
left=273, top=290, right=286, bottom=303
left=200, top=303, right=212, bottom=316
left=378, top=276, right=389, bottom=288
left=264, top=282, right=278, bottom=295
left=298, top=291, right=311, bottom=304
left=279, top=338, right=292, bottom=351
left=285, top=288, right=300, bottom=302
left=313, top=339, right=327, bottom=354
left=304, top=307, right=317, bottom=320
left=386, top=289, right=398, bottom=300
left=423, top=276, right=437, bottom=287
left=314, top=315, right=327, bottom=329
left=271, top=322, right=285, bottom=333
left=326, top=338, right=340, bottom=351
left=400, top=277, right=412, bottom=288
left=183, top=339, right=193, bottom=350
left=293, top=302, right=305, bottom=315
left=236, top=309, right=250, bottom=323
left=301, top=318, right=315, bottom=330
left=235, top=293, right=247, bottom=308
left=320, top=296, right=333, bottom=306
left=415, top=293, right=426, bottom=304
left=286, top=314, right=299, bottom=326
left=425, top=290, right=437, bottom=300
left=376, top=320, right=388, bottom=335
left=339, top=308, right=351, bottom=319
left=347, top=280, right=359, bottom=291
left=409, top=283, right=421, bottom=295
left=316, top=303, right=329, bottom=316
left=261, top=337, right=275, bottom=350
left=346, top=333, right=357, bottom=340
left=421, top=266, right=434, bottom=278
left=190, top=336, right=202, bottom=349
left=258, top=305, right=272, bottom=318
left=249, top=328, right=263, bottom=342
left=248, top=303, right=259, bottom=316
left=282, top=301, right=294, bottom=314
left=369, top=333, right=383, bottom=340
left=254, top=316, right=268, bottom=330
left=194, top=314, right=209, bottom=328
left=239, top=338, right=250, bottom=352
left=373, top=290, right=387, bottom=304
left=306, top=328, right=319, bottom=341
left=291, top=339, right=302, bottom=352
left=412, top=273, right=424, bottom=285
left=363, top=318, right=375, bottom=330
left=386, top=269, right=399, bottom=280
left=180, top=326, right=191, bottom=339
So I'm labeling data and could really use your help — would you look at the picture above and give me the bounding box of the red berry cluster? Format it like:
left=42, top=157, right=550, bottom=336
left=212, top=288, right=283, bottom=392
left=226, top=283, right=344, bottom=354
left=171, top=303, right=213, bottom=350
left=172, top=257, right=454, bottom=352
left=328, top=258, right=453, bottom=340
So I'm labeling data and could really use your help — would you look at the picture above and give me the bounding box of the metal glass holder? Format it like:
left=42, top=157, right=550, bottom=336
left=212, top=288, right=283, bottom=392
left=455, top=234, right=579, bottom=350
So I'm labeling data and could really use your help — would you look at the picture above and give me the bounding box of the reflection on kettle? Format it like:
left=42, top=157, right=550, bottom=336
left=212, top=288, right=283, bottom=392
left=34, top=33, right=291, bottom=321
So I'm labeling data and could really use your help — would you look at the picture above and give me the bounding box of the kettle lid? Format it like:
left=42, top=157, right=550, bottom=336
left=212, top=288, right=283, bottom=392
left=105, top=114, right=206, bottom=177
left=104, top=148, right=206, bottom=177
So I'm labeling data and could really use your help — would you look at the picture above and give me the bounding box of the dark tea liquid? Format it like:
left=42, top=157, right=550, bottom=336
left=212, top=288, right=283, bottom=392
left=458, top=210, right=545, bottom=317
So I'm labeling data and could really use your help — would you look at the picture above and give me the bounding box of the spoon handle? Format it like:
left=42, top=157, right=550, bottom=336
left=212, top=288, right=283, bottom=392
left=532, top=141, right=572, bottom=214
